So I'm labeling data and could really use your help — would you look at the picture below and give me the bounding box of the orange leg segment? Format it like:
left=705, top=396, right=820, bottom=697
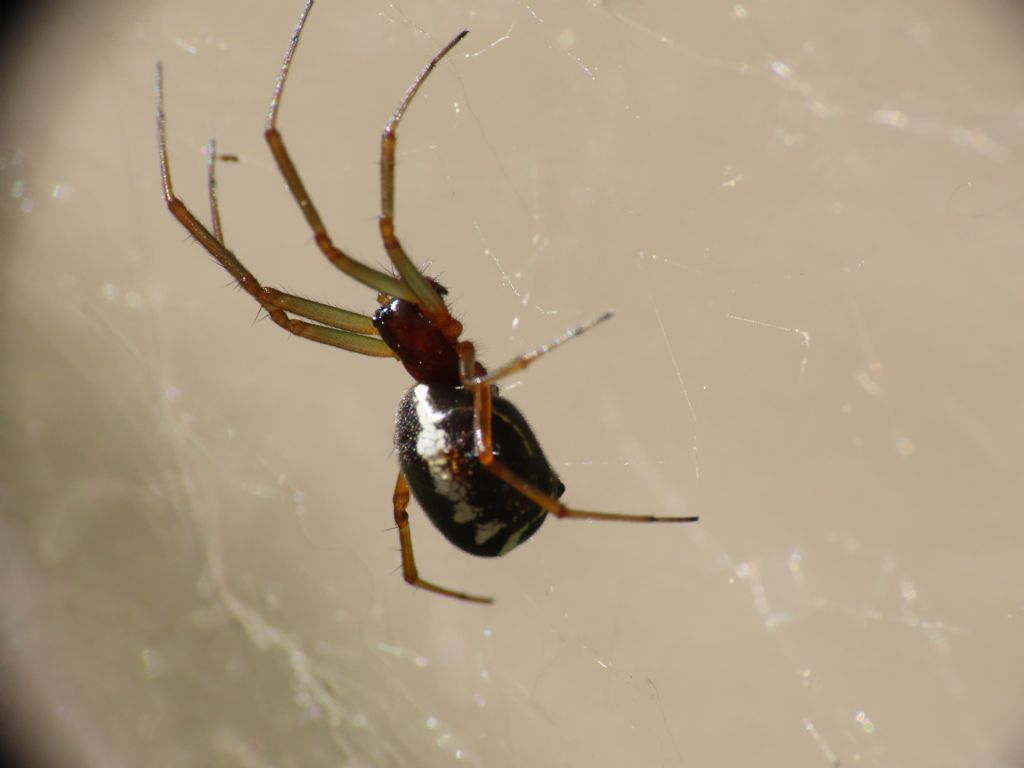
left=392, top=472, right=493, bottom=604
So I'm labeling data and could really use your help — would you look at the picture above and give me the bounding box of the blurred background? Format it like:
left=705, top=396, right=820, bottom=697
left=2, top=0, right=1023, bottom=765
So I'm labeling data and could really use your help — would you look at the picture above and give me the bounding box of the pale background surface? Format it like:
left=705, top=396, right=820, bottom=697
left=2, top=0, right=1023, bottom=766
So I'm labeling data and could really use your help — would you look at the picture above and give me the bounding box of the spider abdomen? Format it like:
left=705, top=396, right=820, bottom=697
left=395, top=384, right=564, bottom=557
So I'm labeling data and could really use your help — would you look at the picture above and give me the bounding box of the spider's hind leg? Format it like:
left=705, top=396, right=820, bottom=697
left=392, top=472, right=493, bottom=604
left=457, top=339, right=699, bottom=525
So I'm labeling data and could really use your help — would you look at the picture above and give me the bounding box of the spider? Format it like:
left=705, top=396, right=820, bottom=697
left=156, top=0, right=698, bottom=604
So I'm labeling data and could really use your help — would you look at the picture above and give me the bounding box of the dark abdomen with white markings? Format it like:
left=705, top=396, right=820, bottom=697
left=395, top=384, right=565, bottom=557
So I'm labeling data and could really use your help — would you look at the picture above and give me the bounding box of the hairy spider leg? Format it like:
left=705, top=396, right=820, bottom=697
left=458, top=323, right=700, bottom=525
left=464, top=311, right=615, bottom=388
left=204, top=139, right=386, bottom=337
left=265, top=0, right=411, bottom=302
left=156, top=64, right=393, bottom=357
left=378, top=29, right=469, bottom=341
left=392, top=472, right=493, bottom=604
left=266, top=0, right=453, bottom=319
left=205, top=139, right=238, bottom=243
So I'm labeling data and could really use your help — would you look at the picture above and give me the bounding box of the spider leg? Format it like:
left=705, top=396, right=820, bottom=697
left=205, top=137, right=384, bottom=337
left=206, top=138, right=238, bottom=244
left=392, top=472, right=493, bottom=604
left=459, top=341, right=699, bottom=524
left=464, top=312, right=616, bottom=388
left=378, top=31, right=469, bottom=340
left=156, top=64, right=393, bottom=357
left=207, top=138, right=364, bottom=330
left=264, top=0, right=416, bottom=303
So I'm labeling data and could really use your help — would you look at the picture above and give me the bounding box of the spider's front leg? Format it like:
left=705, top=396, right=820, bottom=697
left=457, top=337, right=699, bottom=525
left=263, top=0, right=415, bottom=302
left=392, top=472, right=493, bottom=604
left=376, top=29, right=468, bottom=340
left=156, top=65, right=393, bottom=357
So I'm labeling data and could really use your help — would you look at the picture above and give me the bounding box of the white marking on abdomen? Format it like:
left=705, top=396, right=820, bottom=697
left=413, top=385, right=479, bottom=523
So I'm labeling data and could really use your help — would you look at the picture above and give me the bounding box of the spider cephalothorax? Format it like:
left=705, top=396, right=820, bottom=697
left=373, top=281, right=463, bottom=387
